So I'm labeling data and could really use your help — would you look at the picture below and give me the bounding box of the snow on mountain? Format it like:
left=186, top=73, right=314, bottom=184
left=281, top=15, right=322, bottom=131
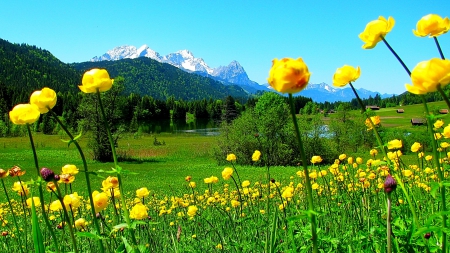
left=91, top=45, right=162, bottom=62
left=161, top=50, right=213, bottom=74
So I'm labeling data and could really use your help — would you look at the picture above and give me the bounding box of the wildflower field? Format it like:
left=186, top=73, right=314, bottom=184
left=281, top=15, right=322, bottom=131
left=1, top=13, right=450, bottom=253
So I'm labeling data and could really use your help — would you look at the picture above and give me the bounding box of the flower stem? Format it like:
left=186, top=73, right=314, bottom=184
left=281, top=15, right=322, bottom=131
left=437, top=85, right=450, bottom=110
left=26, top=124, right=60, bottom=253
left=381, top=37, right=411, bottom=76
left=1, top=179, right=24, bottom=253
left=48, top=109, right=105, bottom=251
left=54, top=183, right=78, bottom=253
left=434, top=37, right=445, bottom=60
left=348, top=82, right=389, bottom=163
left=96, top=90, right=139, bottom=250
left=386, top=194, right=392, bottom=253
left=288, top=93, right=318, bottom=253
left=421, top=95, right=447, bottom=252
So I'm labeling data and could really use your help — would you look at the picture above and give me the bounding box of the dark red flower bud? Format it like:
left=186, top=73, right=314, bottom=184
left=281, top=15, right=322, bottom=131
left=384, top=174, right=397, bottom=193
left=40, top=167, right=55, bottom=182
left=424, top=233, right=431, bottom=239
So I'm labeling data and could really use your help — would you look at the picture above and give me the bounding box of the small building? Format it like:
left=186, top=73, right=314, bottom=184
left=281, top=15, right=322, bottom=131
left=366, top=105, right=380, bottom=110
left=411, top=118, right=426, bottom=126
left=396, top=109, right=404, bottom=113
left=439, top=109, right=449, bottom=114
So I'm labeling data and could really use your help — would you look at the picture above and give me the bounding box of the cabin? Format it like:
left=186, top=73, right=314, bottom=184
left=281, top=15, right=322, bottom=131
left=396, top=109, right=404, bottom=113
left=439, top=109, right=449, bottom=114
left=411, top=118, right=426, bottom=126
left=366, top=105, right=380, bottom=110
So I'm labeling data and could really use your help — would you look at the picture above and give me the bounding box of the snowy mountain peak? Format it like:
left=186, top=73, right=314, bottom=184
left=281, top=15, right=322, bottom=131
left=90, top=44, right=162, bottom=62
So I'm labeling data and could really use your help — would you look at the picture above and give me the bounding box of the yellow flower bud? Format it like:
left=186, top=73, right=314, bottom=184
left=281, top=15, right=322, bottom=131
left=267, top=58, right=310, bottom=94
left=79, top=68, right=113, bottom=93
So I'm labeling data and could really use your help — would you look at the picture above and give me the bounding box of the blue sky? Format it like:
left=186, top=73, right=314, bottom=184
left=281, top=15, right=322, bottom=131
left=1, top=1, right=449, bottom=95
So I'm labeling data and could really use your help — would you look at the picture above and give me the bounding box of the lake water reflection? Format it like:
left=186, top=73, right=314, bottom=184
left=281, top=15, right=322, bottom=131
left=139, top=118, right=220, bottom=136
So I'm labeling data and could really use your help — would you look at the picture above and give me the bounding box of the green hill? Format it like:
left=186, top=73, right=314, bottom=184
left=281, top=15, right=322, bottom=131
left=72, top=58, right=248, bottom=101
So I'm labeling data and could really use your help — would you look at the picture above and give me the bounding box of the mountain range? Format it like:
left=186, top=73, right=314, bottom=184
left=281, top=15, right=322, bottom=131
left=91, top=45, right=395, bottom=102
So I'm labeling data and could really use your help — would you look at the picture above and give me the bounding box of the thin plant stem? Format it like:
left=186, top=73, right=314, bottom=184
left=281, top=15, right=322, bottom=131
left=48, top=109, right=105, bottom=252
left=348, top=82, right=389, bottom=162
left=26, top=124, right=61, bottom=253
left=96, top=90, right=139, bottom=249
left=437, top=85, right=450, bottom=110
left=288, top=93, right=318, bottom=253
left=1, top=179, right=24, bottom=253
left=386, top=194, right=392, bottom=253
left=381, top=37, right=411, bottom=76
left=421, top=95, right=447, bottom=252
left=434, top=37, right=445, bottom=60
left=54, top=183, right=78, bottom=253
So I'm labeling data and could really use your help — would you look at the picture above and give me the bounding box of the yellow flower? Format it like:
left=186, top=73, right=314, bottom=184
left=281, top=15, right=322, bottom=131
left=26, top=197, right=41, bottom=208
left=387, top=139, right=402, bottom=150
left=102, top=176, right=119, bottom=191
left=309, top=171, right=318, bottom=179
left=9, top=104, right=40, bottom=125
left=411, top=142, right=421, bottom=153
left=130, top=203, right=148, bottom=220
left=441, top=142, right=450, bottom=149
left=188, top=182, right=196, bottom=188
left=0, top=169, right=9, bottom=178
left=50, top=200, right=62, bottom=212
left=221, top=167, right=233, bottom=180
left=61, top=164, right=79, bottom=175
left=267, top=58, right=310, bottom=94
left=312, top=183, right=319, bottom=190
left=435, top=119, right=445, bottom=129
left=136, top=187, right=150, bottom=198
left=63, top=192, right=81, bottom=210
left=79, top=68, right=113, bottom=93
left=46, top=182, right=57, bottom=192
left=338, top=154, right=347, bottom=160
left=252, top=150, right=261, bottom=162
left=370, top=149, right=378, bottom=157
left=92, top=191, right=109, bottom=213
left=231, top=200, right=240, bottom=208
left=425, top=155, right=433, bottom=161
left=365, top=116, right=381, bottom=130
left=356, top=157, right=363, bottom=165
left=359, top=16, right=395, bottom=49
left=402, top=170, right=413, bottom=177
left=29, top=87, right=57, bottom=114
left=405, top=58, right=450, bottom=94
left=311, top=156, right=323, bottom=164
left=347, top=157, right=353, bottom=165
left=444, top=125, right=450, bottom=138
left=59, top=174, right=75, bottom=184
left=241, top=180, right=250, bottom=188
left=216, top=244, right=223, bottom=250
left=226, top=154, right=236, bottom=162
left=332, top=65, right=361, bottom=87
left=413, top=14, right=450, bottom=37
left=282, top=187, right=294, bottom=198
left=75, top=218, right=86, bottom=230
left=12, top=181, right=29, bottom=196
left=187, top=205, right=198, bottom=217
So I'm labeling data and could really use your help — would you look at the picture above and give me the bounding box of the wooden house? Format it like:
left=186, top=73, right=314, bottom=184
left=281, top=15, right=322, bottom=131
left=396, top=109, right=404, bottom=113
left=411, top=118, right=426, bottom=126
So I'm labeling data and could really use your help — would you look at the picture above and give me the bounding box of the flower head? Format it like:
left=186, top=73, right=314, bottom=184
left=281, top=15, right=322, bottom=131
left=59, top=174, right=75, bottom=184
left=12, top=181, right=29, bottom=196
left=75, top=218, right=87, bottom=230
left=384, top=174, right=397, bottom=194
left=63, top=192, right=81, bottom=210
left=405, top=58, right=450, bottom=95
left=26, top=197, right=41, bottom=208
left=61, top=164, right=79, bottom=175
left=0, top=169, right=8, bottom=178
left=365, top=116, right=381, bottom=130
left=130, top=203, right=148, bottom=220
left=187, top=205, right=198, bottom=217
left=92, top=191, right=109, bottom=213
left=136, top=187, right=150, bottom=198
left=221, top=167, right=233, bottom=180
left=413, top=14, right=450, bottom=37
left=8, top=165, right=25, bottom=177
left=40, top=167, right=56, bottom=182
left=411, top=142, right=422, bottom=152
left=252, top=150, right=261, bottom=162
left=332, top=65, right=361, bottom=87
left=9, top=104, right=40, bottom=125
left=29, top=87, right=57, bottom=114
left=268, top=58, right=310, bottom=94
left=226, top=154, right=236, bottom=162
left=79, top=69, right=113, bottom=93
left=310, top=156, right=323, bottom=164
left=359, top=16, right=395, bottom=49
left=387, top=139, right=402, bottom=150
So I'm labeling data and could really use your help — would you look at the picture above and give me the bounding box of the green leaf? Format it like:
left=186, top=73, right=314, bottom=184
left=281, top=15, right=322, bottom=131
left=121, top=237, right=135, bottom=253
left=430, top=182, right=440, bottom=198
left=30, top=192, right=45, bottom=253
left=114, top=223, right=129, bottom=230
left=61, top=131, right=83, bottom=147
left=77, top=231, right=103, bottom=240
left=131, top=221, right=147, bottom=229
